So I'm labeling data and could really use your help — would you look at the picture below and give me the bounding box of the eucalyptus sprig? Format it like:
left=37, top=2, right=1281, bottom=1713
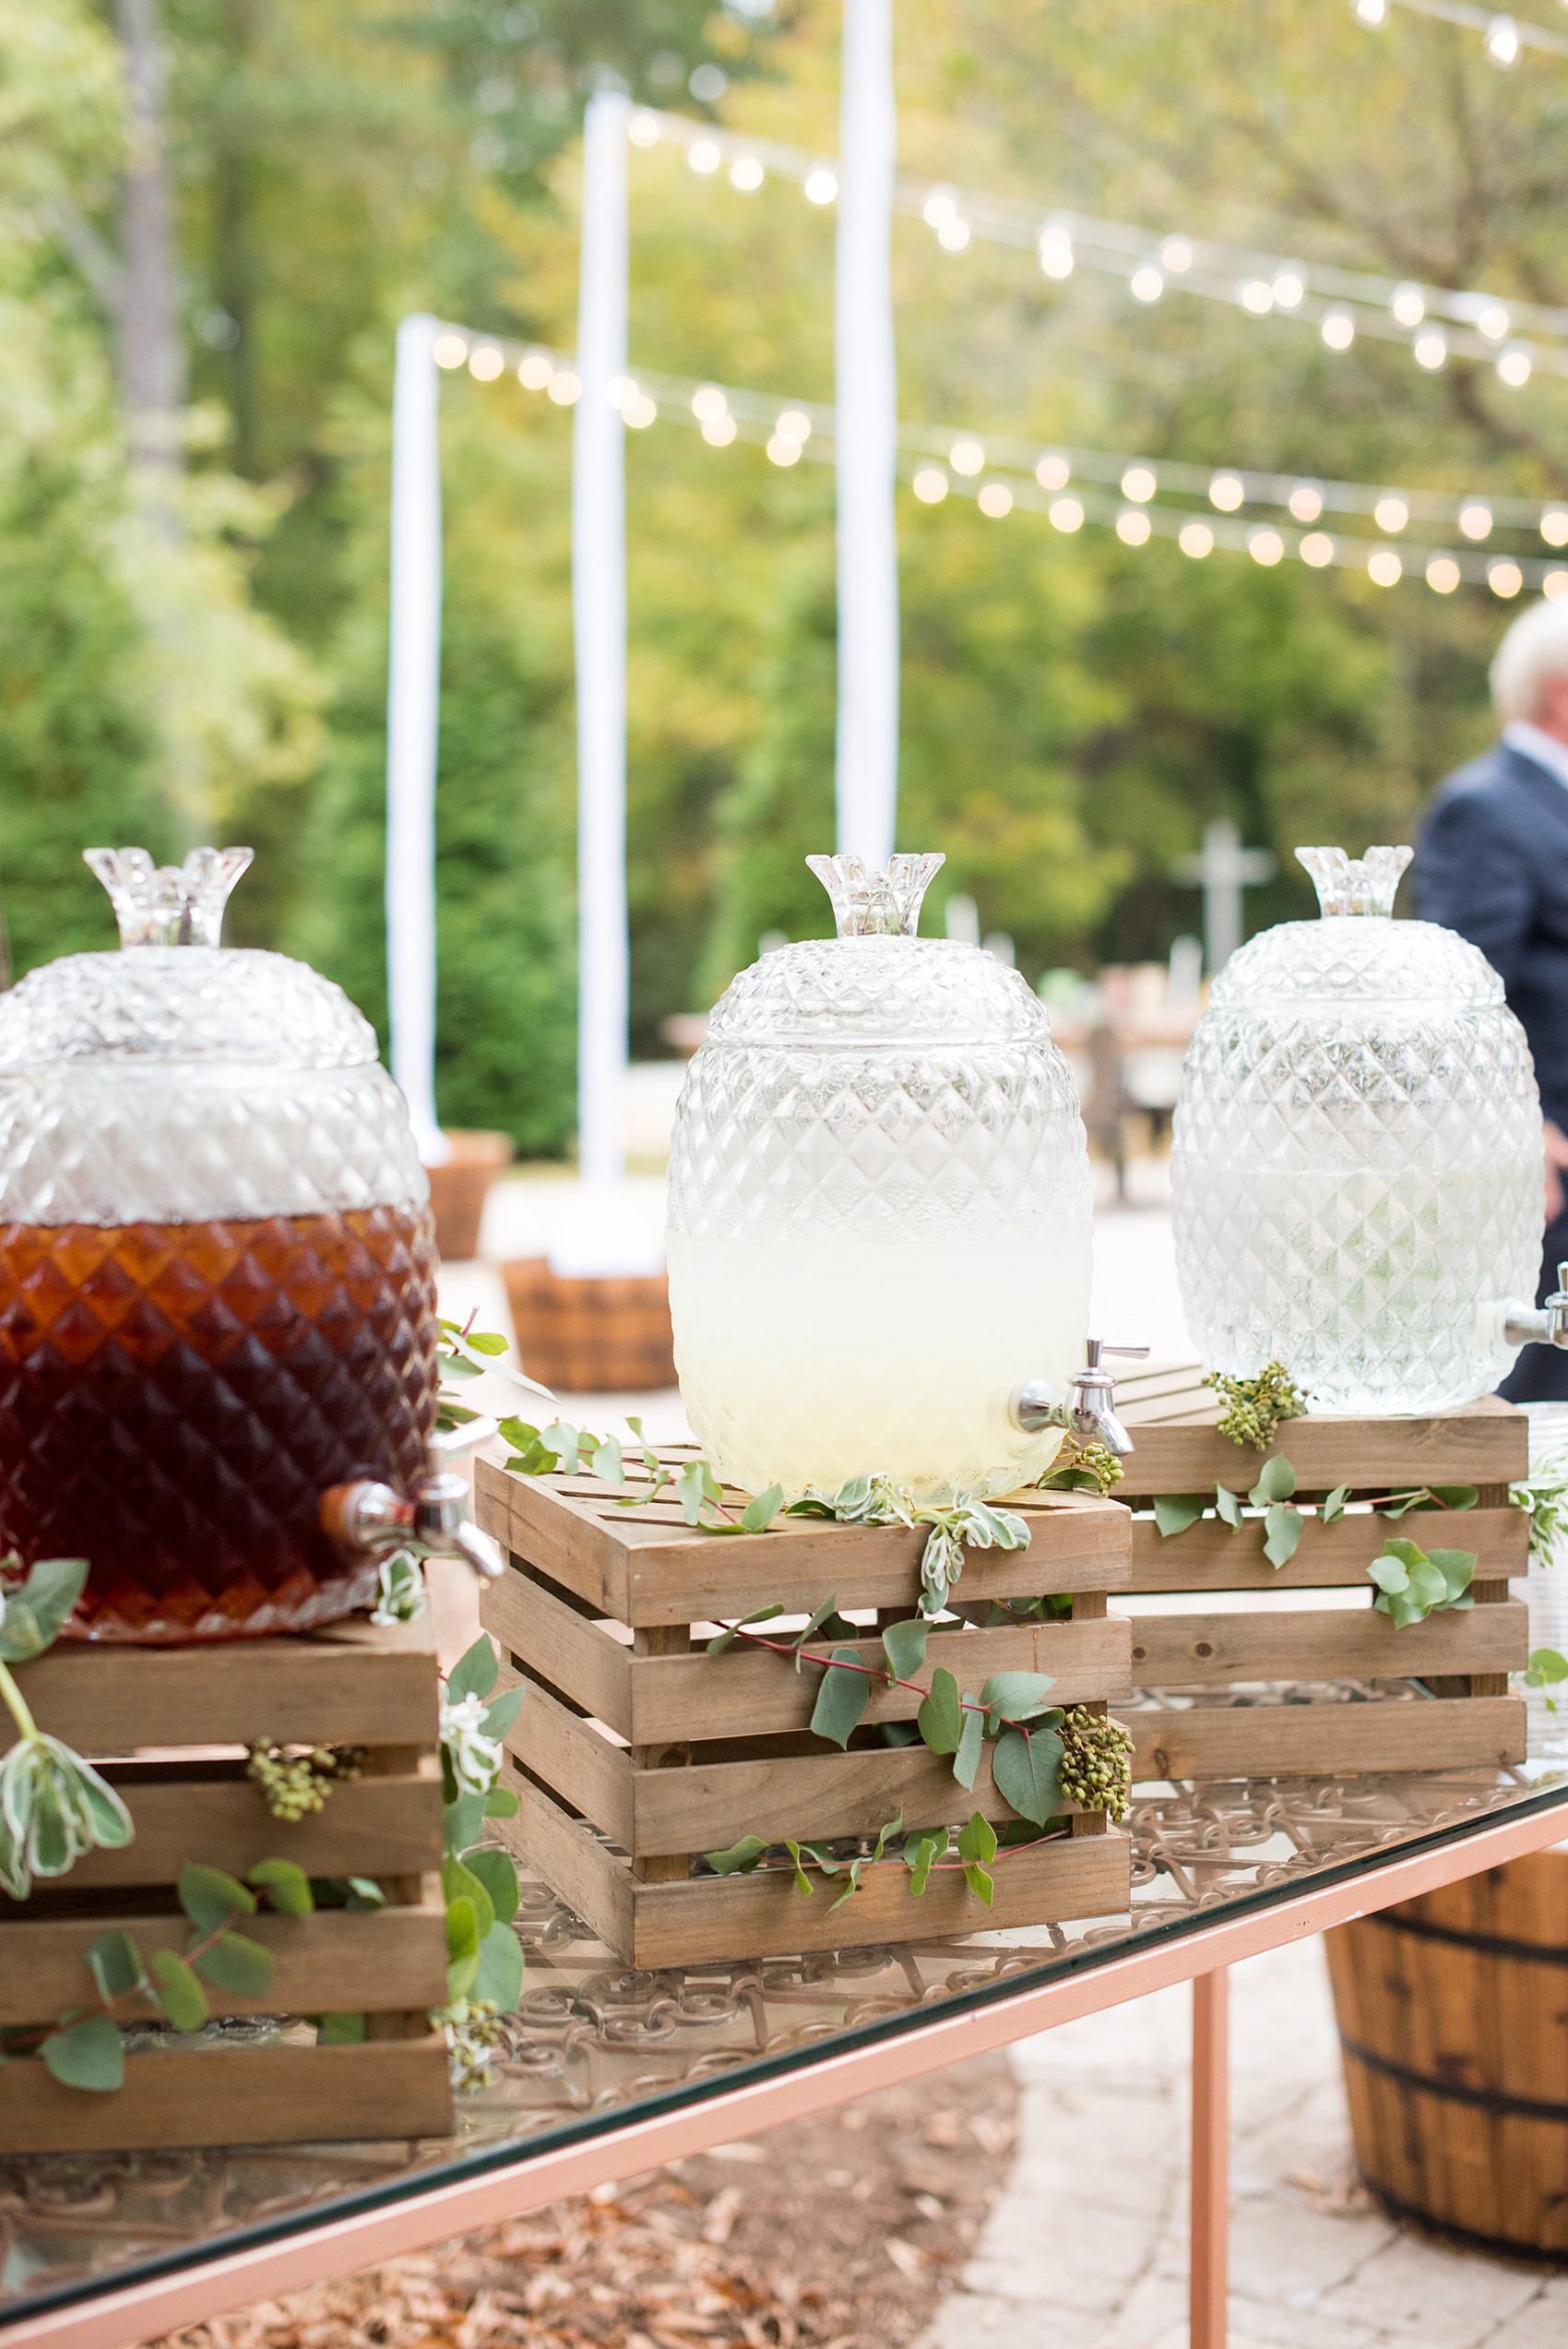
left=434, top=1314, right=553, bottom=1434
left=1524, top=1646, right=1568, bottom=1712
left=1149, top=1471, right=1479, bottom=1584
left=0, top=1557, right=134, bottom=1899
left=1204, top=1362, right=1308, bottom=1449
left=1368, top=1537, right=1475, bottom=1627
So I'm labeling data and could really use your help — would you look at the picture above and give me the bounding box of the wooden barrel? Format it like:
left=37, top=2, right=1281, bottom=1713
left=1324, top=1852, right=1568, bottom=2260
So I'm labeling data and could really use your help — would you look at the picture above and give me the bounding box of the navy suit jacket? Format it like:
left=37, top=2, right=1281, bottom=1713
left=1418, top=741, right=1568, bottom=1128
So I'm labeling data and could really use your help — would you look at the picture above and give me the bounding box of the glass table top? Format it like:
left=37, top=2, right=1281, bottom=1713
left=3, top=1736, right=1564, bottom=2327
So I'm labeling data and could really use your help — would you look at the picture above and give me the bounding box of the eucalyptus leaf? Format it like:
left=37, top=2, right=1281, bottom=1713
left=42, top=2012, right=123, bottom=2093
left=903, top=1830, right=945, bottom=1895
left=783, top=1841, right=814, bottom=1896
left=1249, top=1454, right=1297, bottom=1505
left=191, top=1929, right=275, bottom=1997
left=957, top=1811, right=998, bottom=1865
left=590, top=1436, right=624, bottom=1489
left=1526, top=1646, right=1568, bottom=1687
left=474, top=1919, right=525, bottom=2010
left=1153, top=1494, right=1206, bottom=1538
left=481, top=1687, right=525, bottom=1741
left=810, top=1649, right=872, bottom=1748
left=445, top=1895, right=480, bottom=1962
left=319, top=2010, right=367, bottom=2044
left=248, top=1858, right=315, bottom=1916
left=1429, top=1485, right=1479, bottom=1513
left=541, top=1422, right=582, bottom=1475
left=675, top=1460, right=710, bottom=1525
left=915, top=1666, right=962, bottom=1754
left=954, top=1701, right=984, bottom=1791
left=978, top=1670, right=1057, bottom=1726
left=444, top=1791, right=487, bottom=1855
left=149, top=1949, right=209, bottom=2031
left=465, top=1846, right=519, bottom=1926
left=0, top=1557, right=88, bottom=1659
left=1263, top=1502, right=1303, bottom=1568
left=1320, top=1485, right=1350, bottom=1525
left=86, top=1928, right=144, bottom=2006
left=1369, top=1556, right=1411, bottom=1593
left=741, top=1483, right=785, bottom=1532
left=178, top=1863, right=256, bottom=1934
left=484, top=1787, right=521, bottom=1819
left=445, top=1636, right=499, bottom=1704
left=706, top=1603, right=786, bottom=1655
left=880, top=1617, right=928, bottom=1685
left=992, top=1724, right=1064, bottom=1827
left=443, top=1854, right=496, bottom=1944
left=963, top=1863, right=995, bottom=1905
left=1214, top=1485, right=1243, bottom=1528
left=790, top=1593, right=840, bottom=1667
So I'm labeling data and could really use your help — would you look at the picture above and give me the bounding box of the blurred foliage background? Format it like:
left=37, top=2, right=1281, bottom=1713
left=4, top=0, right=1565, bottom=1151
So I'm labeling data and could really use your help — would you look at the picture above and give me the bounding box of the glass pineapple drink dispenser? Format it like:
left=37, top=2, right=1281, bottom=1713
left=666, top=853, right=1097, bottom=1499
left=0, top=847, right=479, bottom=1640
left=1172, top=844, right=1544, bottom=1414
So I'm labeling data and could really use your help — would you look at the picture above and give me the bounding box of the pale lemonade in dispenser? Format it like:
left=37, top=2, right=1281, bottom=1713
left=666, top=855, right=1094, bottom=1501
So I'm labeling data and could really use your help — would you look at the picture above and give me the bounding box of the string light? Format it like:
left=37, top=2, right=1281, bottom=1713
left=469, top=343, right=505, bottom=379
left=476, top=328, right=1568, bottom=598
left=1486, top=12, right=1522, bottom=63
left=731, top=155, right=765, bottom=191
left=630, top=110, right=1568, bottom=388
left=1413, top=328, right=1448, bottom=370
left=1354, top=0, right=1568, bottom=61
left=688, top=137, right=722, bottom=174
left=1354, top=0, right=1388, bottom=20
left=434, top=332, right=469, bottom=368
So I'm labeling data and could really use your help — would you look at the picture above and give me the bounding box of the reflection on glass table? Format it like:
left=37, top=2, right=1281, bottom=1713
left=3, top=1740, right=1564, bottom=2347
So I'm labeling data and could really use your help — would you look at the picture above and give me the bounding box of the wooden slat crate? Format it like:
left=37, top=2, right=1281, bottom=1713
left=0, top=1616, right=452, bottom=2152
left=475, top=1451, right=1134, bottom=1965
left=1115, top=1369, right=1530, bottom=1783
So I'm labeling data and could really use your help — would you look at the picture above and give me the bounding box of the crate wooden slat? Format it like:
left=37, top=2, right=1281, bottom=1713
left=477, top=1454, right=1134, bottom=1965
left=1116, top=1372, right=1529, bottom=1781
left=0, top=1616, right=452, bottom=2152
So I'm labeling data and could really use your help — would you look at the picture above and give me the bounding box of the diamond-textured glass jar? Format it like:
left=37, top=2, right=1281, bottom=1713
left=0, top=848, right=439, bottom=1640
left=1172, top=844, right=1542, bottom=1414
left=666, top=853, right=1092, bottom=1499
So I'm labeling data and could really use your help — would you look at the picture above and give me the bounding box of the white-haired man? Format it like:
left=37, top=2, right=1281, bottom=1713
left=1419, top=596, right=1568, bottom=1399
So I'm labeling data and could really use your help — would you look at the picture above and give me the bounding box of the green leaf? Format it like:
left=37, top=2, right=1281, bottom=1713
left=827, top=1857, right=864, bottom=1912
left=957, top=1811, right=998, bottom=1864
left=954, top=1701, right=985, bottom=1791
left=463, top=1330, right=508, bottom=1356
left=1428, top=1548, right=1478, bottom=1606
left=1368, top=1555, right=1411, bottom=1593
left=1214, top=1485, right=1244, bottom=1528
left=783, top=1840, right=814, bottom=1896
left=149, top=1950, right=209, bottom=2030
left=191, top=1930, right=275, bottom=1997
left=445, top=1895, right=480, bottom=1962
left=903, top=1830, right=945, bottom=1895
left=1249, top=1455, right=1297, bottom=1505
left=810, top=1649, right=872, bottom=1748
left=1320, top=1485, right=1350, bottom=1524
left=992, top=1724, right=1065, bottom=1827
left=540, top=1422, right=582, bottom=1475
left=741, top=1482, right=785, bottom=1532
left=474, top=1920, right=524, bottom=2010
left=445, top=1791, right=487, bottom=1855
left=790, top=1592, right=841, bottom=1667
left=86, top=1929, right=145, bottom=2007
left=590, top=1435, right=624, bottom=1488
left=1153, top=1493, right=1206, bottom=1537
left=445, top=1636, right=499, bottom=1703
left=318, top=2011, right=366, bottom=2044
left=0, top=1557, right=89, bottom=1659
left=881, top=1617, right=928, bottom=1685
left=42, top=2012, right=123, bottom=2093
left=178, top=1864, right=256, bottom=1934
left=1526, top=1645, right=1568, bottom=1686
left=484, top=1786, right=521, bottom=1818
left=879, top=1721, right=921, bottom=1747
left=248, top=1858, right=315, bottom=1916
left=481, top=1687, right=524, bottom=1741
left=443, top=1855, right=496, bottom=1943
left=871, top=1811, right=902, bottom=1861
left=705, top=1834, right=768, bottom=1876
left=345, top=1876, right=386, bottom=1908
left=465, top=1846, right=519, bottom=1926
left=797, top=1841, right=842, bottom=1875
left=978, top=1670, right=1057, bottom=1726
left=675, top=1459, right=710, bottom=1525
left=963, top=1863, right=995, bottom=1905
left=915, top=1666, right=962, bottom=1754
left=706, top=1603, right=786, bottom=1655
left=1427, top=1485, right=1479, bottom=1512
left=1263, top=1502, right=1303, bottom=1568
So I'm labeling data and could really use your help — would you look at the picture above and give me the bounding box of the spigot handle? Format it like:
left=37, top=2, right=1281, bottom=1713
left=1084, top=1340, right=1150, bottom=1368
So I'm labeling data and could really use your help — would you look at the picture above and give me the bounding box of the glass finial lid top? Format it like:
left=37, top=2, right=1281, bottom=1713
left=1296, top=843, right=1412, bottom=918
left=84, top=846, right=254, bottom=948
left=805, top=852, right=944, bottom=937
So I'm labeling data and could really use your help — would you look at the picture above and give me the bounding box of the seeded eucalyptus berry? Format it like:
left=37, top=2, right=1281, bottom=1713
left=1058, top=1708, right=1134, bottom=1824
left=1204, top=1361, right=1307, bottom=1450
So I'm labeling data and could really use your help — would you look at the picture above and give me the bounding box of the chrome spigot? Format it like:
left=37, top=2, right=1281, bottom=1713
left=1011, top=1339, right=1151, bottom=1459
left=320, top=1424, right=505, bottom=1581
left=1502, top=1262, right=1568, bottom=1351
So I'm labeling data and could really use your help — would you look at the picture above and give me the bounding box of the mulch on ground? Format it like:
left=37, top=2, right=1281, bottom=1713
left=145, top=2050, right=1019, bottom=2349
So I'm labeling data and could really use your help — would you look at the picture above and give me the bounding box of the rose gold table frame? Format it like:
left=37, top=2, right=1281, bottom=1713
left=8, top=1795, right=1564, bottom=2349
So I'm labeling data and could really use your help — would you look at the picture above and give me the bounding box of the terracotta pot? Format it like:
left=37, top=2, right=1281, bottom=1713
left=1326, top=1850, right=1568, bottom=2259
left=424, top=1129, right=513, bottom=1261
left=503, top=1257, right=676, bottom=1393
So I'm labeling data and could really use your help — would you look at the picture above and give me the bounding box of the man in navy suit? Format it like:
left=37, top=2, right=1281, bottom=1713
left=1419, top=597, right=1568, bottom=1399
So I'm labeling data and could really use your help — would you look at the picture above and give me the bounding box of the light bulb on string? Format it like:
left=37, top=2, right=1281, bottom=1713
left=701, top=412, right=737, bottom=446
left=1036, top=452, right=1071, bottom=489
left=731, top=154, right=765, bottom=191
left=1129, top=265, right=1165, bottom=303
left=547, top=369, right=580, bottom=405
left=912, top=467, right=949, bottom=503
left=687, top=137, right=721, bottom=174
left=1374, top=495, right=1409, bottom=531
left=628, top=111, right=660, bottom=148
left=1300, top=532, right=1336, bottom=567
left=691, top=385, right=729, bottom=423
left=606, top=373, right=637, bottom=409
left=937, top=216, right=972, bottom=252
left=766, top=435, right=800, bottom=466
left=923, top=185, right=958, bottom=227
left=949, top=437, right=986, bottom=475
left=469, top=344, right=504, bottom=380
left=1426, top=556, right=1462, bottom=594
left=775, top=410, right=812, bottom=445
left=1179, top=521, right=1214, bottom=557
left=517, top=350, right=552, bottom=389
left=1272, top=269, right=1306, bottom=309
left=1354, top=0, right=1388, bottom=22
left=1289, top=483, right=1325, bottom=522
left=1458, top=502, right=1493, bottom=541
left=1368, top=547, right=1403, bottom=585
left=1122, top=463, right=1158, bottom=501
left=1116, top=507, right=1152, bottom=544
left=1485, top=14, right=1521, bottom=65
left=1391, top=284, right=1425, bottom=328
left=1160, top=237, right=1194, bottom=272
left=1490, top=558, right=1524, bottom=596
left=1322, top=310, right=1356, bottom=351
left=978, top=482, right=1014, bottom=517
left=1209, top=472, right=1245, bottom=511
left=1499, top=347, right=1533, bottom=387
left=1413, top=329, right=1447, bottom=370
left=1239, top=280, right=1274, bottom=315
left=624, top=393, right=658, bottom=429
left=1248, top=527, right=1284, bottom=566
left=1542, top=509, right=1568, bottom=546
left=803, top=167, right=837, bottom=206
left=1477, top=303, right=1511, bottom=340
left=1050, top=495, right=1085, bottom=532
left=433, top=332, right=469, bottom=368
left=1545, top=571, right=1568, bottom=602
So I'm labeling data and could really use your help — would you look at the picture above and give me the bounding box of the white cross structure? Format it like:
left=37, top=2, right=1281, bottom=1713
left=1172, top=820, right=1276, bottom=974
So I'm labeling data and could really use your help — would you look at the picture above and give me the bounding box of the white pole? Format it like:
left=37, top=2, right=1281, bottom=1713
left=385, top=311, right=446, bottom=1163
left=834, top=0, right=899, bottom=868
left=573, top=92, right=631, bottom=1192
